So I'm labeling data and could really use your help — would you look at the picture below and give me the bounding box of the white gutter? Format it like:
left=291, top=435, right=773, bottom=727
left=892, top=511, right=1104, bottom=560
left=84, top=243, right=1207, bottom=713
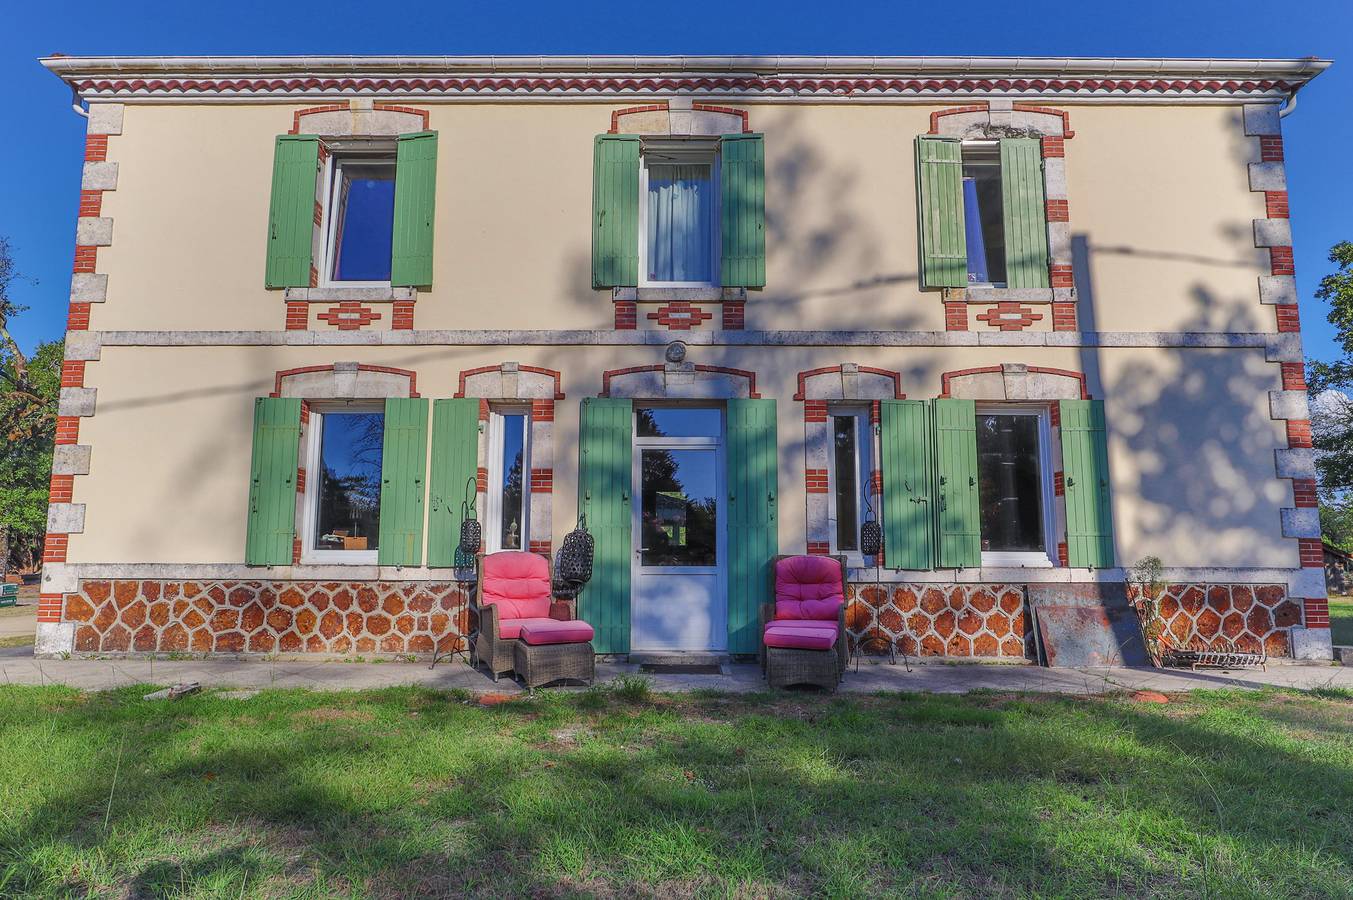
left=38, top=54, right=1333, bottom=82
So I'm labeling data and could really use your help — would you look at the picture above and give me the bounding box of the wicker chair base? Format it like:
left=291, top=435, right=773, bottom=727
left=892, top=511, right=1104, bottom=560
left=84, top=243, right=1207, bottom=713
left=474, top=633, right=516, bottom=682
left=766, top=646, right=840, bottom=691
left=513, top=640, right=596, bottom=689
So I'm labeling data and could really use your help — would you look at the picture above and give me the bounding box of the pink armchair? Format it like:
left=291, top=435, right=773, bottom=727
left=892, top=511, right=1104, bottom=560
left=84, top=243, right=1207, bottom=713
left=759, top=554, right=848, bottom=690
left=474, top=551, right=594, bottom=686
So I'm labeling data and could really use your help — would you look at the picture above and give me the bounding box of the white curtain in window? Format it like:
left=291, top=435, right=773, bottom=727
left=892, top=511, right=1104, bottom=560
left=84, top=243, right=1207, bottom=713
left=646, top=164, right=713, bottom=283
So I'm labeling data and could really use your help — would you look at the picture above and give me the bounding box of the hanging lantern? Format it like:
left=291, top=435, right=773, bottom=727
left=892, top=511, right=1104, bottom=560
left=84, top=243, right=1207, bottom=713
left=555, top=523, right=595, bottom=585
left=860, top=520, right=882, bottom=557
left=458, top=518, right=482, bottom=556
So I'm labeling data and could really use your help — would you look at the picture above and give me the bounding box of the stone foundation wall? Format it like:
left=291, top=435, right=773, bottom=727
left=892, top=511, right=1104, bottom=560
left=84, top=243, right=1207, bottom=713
left=61, top=580, right=472, bottom=655
left=1138, top=582, right=1299, bottom=657
left=844, top=584, right=1034, bottom=659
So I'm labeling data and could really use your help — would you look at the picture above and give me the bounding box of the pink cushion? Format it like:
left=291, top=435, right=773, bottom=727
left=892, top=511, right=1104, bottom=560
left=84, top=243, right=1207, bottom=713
left=482, top=552, right=551, bottom=619
left=497, top=617, right=558, bottom=640
left=774, top=555, right=844, bottom=621
left=763, top=620, right=838, bottom=651
left=519, top=619, right=595, bottom=646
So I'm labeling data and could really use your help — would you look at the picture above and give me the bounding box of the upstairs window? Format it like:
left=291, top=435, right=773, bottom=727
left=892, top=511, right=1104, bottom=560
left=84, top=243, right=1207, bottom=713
left=960, top=142, right=1006, bottom=286
left=324, top=152, right=397, bottom=284
left=591, top=133, right=764, bottom=290
left=639, top=142, right=720, bottom=287
left=916, top=136, right=1050, bottom=290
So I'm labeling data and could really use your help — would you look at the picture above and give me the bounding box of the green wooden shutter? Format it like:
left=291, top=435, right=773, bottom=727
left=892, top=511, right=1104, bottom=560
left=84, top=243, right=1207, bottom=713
left=933, top=399, right=981, bottom=567
left=377, top=398, right=429, bottom=566
left=881, top=400, right=934, bottom=570
left=391, top=131, right=438, bottom=287
left=1060, top=400, right=1116, bottom=567
left=721, top=133, right=766, bottom=288
left=915, top=137, right=967, bottom=289
left=264, top=135, right=319, bottom=288
left=427, top=398, right=480, bottom=567
left=592, top=135, right=640, bottom=288
left=245, top=397, right=302, bottom=565
left=1000, top=137, right=1051, bottom=289
left=577, top=398, right=633, bottom=653
left=726, top=398, right=778, bottom=654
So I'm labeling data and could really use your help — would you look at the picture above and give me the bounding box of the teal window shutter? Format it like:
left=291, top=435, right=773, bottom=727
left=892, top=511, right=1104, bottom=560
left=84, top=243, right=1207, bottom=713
left=577, top=398, right=634, bottom=653
left=726, top=398, right=778, bottom=652
left=915, top=137, right=967, bottom=289
left=1059, top=400, right=1116, bottom=567
left=933, top=398, right=981, bottom=567
left=264, top=135, right=320, bottom=288
left=592, top=135, right=640, bottom=288
left=245, top=397, right=302, bottom=565
left=1000, top=137, right=1051, bottom=288
left=377, top=398, right=430, bottom=566
left=720, top=133, right=766, bottom=288
left=427, top=398, right=480, bottom=567
left=391, top=131, right=438, bottom=287
left=880, top=400, right=934, bottom=570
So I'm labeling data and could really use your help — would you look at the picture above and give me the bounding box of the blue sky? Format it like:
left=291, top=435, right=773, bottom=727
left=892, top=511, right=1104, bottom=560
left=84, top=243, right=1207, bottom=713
left=4, top=0, right=1351, bottom=361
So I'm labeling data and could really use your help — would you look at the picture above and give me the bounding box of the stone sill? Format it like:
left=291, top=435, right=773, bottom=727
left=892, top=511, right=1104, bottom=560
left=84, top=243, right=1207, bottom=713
left=284, top=286, right=417, bottom=304
left=950, top=286, right=1075, bottom=304
left=613, top=287, right=746, bottom=303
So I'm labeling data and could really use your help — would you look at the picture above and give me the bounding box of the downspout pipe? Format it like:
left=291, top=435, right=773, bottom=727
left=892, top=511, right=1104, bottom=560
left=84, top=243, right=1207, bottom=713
left=1279, top=88, right=1299, bottom=118
left=70, top=86, right=87, bottom=118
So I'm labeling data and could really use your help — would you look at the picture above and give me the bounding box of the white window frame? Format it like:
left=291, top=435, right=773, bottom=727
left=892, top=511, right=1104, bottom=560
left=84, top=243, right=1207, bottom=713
left=320, top=149, right=397, bottom=289
left=975, top=403, right=1057, bottom=568
left=960, top=139, right=1006, bottom=290
left=637, top=140, right=722, bottom=289
left=484, top=406, right=531, bottom=554
left=300, top=400, right=384, bottom=565
left=826, top=406, right=875, bottom=566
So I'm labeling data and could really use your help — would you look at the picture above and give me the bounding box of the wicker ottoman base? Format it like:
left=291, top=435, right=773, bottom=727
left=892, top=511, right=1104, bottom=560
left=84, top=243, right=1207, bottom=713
left=766, top=646, right=840, bottom=691
left=513, top=640, right=596, bottom=689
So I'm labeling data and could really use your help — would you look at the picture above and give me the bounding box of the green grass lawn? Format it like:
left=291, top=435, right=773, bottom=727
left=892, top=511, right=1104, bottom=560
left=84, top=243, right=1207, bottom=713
left=1, top=684, right=1350, bottom=898
left=1331, top=597, right=1353, bottom=647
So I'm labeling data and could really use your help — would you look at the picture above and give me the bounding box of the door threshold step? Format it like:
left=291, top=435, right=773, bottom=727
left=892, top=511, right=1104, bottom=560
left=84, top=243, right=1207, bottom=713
left=631, top=653, right=729, bottom=674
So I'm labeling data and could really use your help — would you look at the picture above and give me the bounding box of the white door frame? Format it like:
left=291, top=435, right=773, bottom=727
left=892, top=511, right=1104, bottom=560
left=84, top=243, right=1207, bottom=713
left=629, top=410, right=729, bottom=652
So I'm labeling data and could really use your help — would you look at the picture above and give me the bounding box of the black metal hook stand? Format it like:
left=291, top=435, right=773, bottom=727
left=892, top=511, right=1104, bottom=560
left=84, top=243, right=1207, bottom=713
left=430, top=477, right=482, bottom=671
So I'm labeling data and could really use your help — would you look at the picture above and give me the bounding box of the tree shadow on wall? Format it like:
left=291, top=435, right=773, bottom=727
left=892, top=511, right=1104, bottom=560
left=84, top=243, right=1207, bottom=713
left=1073, top=233, right=1287, bottom=569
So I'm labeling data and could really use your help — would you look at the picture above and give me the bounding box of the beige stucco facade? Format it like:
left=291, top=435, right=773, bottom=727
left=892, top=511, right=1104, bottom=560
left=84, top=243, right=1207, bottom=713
left=36, top=55, right=1333, bottom=661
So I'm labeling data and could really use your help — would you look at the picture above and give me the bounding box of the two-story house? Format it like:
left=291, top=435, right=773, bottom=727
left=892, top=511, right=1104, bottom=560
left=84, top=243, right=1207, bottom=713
left=35, top=55, right=1334, bottom=663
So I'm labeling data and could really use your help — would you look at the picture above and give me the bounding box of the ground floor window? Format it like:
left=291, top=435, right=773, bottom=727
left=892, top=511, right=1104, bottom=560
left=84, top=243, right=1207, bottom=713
left=976, top=405, right=1054, bottom=566
left=303, top=404, right=385, bottom=563
left=829, top=407, right=873, bottom=559
left=486, top=407, right=529, bottom=552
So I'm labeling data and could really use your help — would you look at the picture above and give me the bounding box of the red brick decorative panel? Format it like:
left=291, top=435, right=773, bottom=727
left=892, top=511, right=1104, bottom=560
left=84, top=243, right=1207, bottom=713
left=1137, top=582, right=1299, bottom=657
left=62, top=580, right=472, bottom=656
left=648, top=301, right=714, bottom=330
left=974, top=303, right=1044, bottom=331
left=845, top=584, right=1033, bottom=659
left=722, top=301, right=745, bottom=330
left=1049, top=264, right=1075, bottom=288
left=944, top=301, right=968, bottom=331
left=614, top=300, right=637, bottom=330
left=317, top=302, right=382, bottom=330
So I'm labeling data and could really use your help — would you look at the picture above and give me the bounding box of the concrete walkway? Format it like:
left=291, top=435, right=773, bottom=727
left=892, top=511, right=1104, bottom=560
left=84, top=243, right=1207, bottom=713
left=2, top=645, right=1349, bottom=695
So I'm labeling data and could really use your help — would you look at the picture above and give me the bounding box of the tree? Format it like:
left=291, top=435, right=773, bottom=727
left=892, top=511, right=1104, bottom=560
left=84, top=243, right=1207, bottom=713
left=0, top=238, right=61, bottom=574
left=1310, top=241, right=1353, bottom=550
